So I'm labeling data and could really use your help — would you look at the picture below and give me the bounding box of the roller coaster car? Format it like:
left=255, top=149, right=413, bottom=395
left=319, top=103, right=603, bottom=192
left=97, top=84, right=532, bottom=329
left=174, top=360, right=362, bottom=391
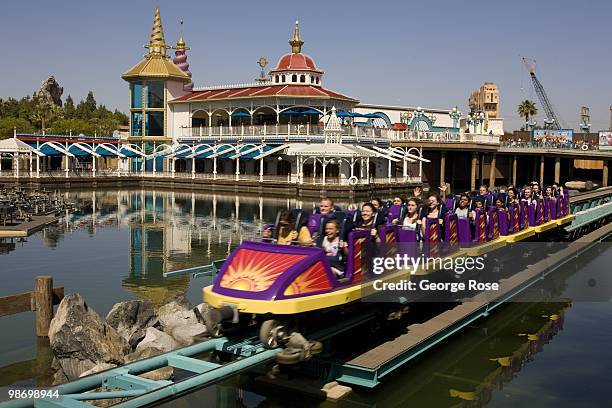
left=202, top=221, right=381, bottom=360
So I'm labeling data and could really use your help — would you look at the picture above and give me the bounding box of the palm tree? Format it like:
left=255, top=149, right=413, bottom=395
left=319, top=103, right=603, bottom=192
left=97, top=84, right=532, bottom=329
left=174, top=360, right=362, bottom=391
left=517, top=100, right=537, bottom=130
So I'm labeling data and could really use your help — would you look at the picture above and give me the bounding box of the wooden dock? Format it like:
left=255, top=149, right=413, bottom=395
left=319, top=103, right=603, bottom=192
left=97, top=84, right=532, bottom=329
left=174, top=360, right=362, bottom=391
left=0, top=215, right=60, bottom=238
left=336, top=222, right=612, bottom=387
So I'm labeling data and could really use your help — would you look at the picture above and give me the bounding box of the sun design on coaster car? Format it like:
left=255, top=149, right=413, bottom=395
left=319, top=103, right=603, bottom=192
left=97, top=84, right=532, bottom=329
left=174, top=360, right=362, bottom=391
left=283, top=262, right=332, bottom=296
left=219, top=249, right=307, bottom=292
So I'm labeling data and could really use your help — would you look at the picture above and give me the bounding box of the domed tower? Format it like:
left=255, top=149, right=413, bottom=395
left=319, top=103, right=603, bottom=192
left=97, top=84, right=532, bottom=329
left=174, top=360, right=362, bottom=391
left=269, top=21, right=323, bottom=86
left=122, top=7, right=191, bottom=141
left=172, top=21, right=193, bottom=92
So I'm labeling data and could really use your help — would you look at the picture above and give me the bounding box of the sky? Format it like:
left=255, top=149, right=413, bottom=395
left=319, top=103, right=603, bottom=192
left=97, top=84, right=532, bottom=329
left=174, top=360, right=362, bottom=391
left=1, top=0, right=611, bottom=131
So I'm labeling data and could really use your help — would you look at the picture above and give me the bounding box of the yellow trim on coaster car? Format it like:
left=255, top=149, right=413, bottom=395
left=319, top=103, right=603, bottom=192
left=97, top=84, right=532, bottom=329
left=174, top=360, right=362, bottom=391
left=556, top=214, right=575, bottom=226
left=203, top=216, right=575, bottom=314
left=504, top=228, right=536, bottom=243
left=465, top=237, right=506, bottom=256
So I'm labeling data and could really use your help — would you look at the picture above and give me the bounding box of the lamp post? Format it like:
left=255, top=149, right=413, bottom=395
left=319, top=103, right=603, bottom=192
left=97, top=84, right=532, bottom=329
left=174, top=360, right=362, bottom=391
left=449, top=106, right=461, bottom=130
left=467, top=113, right=476, bottom=134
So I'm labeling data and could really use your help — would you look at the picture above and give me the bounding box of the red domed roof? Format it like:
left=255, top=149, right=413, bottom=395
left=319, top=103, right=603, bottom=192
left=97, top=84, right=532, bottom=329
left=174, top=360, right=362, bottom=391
left=271, top=53, right=321, bottom=72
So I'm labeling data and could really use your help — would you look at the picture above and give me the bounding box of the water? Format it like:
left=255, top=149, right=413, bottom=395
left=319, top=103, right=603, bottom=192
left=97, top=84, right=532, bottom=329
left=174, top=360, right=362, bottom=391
left=1, top=189, right=611, bottom=407
left=0, top=189, right=336, bottom=385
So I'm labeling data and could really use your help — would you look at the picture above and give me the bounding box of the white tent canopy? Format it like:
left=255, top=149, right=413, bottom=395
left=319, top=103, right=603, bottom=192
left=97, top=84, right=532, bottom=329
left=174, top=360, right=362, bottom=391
left=0, top=137, right=43, bottom=156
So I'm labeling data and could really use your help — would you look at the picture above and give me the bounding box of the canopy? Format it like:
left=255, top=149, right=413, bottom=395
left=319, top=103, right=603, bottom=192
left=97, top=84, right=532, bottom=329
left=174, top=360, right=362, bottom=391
left=336, top=112, right=383, bottom=119
left=231, top=111, right=251, bottom=117
left=0, top=138, right=43, bottom=155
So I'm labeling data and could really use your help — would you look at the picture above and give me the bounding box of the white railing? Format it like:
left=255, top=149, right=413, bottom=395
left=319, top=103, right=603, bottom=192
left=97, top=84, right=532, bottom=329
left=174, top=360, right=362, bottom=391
left=2, top=169, right=420, bottom=186
left=178, top=125, right=500, bottom=144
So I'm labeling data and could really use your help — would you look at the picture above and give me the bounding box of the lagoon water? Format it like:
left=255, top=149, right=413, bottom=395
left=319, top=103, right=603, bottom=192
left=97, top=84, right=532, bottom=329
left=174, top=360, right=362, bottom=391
left=1, top=189, right=611, bottom=407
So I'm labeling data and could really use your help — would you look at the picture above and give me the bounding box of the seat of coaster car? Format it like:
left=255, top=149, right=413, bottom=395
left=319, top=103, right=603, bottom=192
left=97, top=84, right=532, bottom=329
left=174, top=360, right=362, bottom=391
left=262, top=208, right=310, bottom=242
left=315, top=212, right=353, bottom=274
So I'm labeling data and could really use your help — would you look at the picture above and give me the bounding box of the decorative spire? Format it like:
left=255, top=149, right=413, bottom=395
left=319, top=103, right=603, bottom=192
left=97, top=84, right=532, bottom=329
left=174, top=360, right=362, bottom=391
left=172, top=20, right=193, bottom=91
left=145, top=7, right=168, bottom=57
left=289, top=20, right=304, bottom=54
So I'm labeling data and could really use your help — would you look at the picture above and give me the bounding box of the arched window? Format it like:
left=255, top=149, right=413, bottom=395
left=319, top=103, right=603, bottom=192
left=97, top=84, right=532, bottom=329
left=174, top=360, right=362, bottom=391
left=310, top=76, right=314, bottom=83
left=282, top=74, right=286, bottom=82
left=300, top=75, right=305, bottom=83
left=292, top=74, right=297, bottom=82
left=275, top=75, right=279, bottom=83
left=315, top=77, right=320, bottom=84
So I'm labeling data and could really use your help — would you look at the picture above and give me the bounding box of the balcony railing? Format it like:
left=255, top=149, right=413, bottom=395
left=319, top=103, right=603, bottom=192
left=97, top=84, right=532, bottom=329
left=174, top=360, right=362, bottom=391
left=2, top=169, right=420, bottom=186
left=178, top=125, right=500, bottom=145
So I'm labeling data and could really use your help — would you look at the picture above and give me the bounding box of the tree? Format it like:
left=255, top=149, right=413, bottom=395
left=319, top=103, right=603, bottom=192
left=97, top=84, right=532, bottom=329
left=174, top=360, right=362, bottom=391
left=0, top=117, right=34, bottom=139
left=30, top=97, right=63, bottom=133
left=75, top=91, right=97, bottom=120
left=518, top=100, right=538, bottom=129
left=64, top=95, right=76, bottom=119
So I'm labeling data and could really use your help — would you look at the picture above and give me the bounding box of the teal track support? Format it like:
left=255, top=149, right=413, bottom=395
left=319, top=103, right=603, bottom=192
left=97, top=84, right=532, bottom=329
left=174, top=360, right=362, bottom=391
left=566, top=201, right=612, bottom=232
left=0, top=337, right=277, bottom=408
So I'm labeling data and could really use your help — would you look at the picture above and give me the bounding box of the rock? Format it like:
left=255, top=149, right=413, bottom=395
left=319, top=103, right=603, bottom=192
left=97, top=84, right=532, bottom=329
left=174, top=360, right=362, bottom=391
left=36, top=76, right=63, bottom=106
left=156, top=300, right=199, bottom=333
left=49, top=293, right=129, bottom=380
left=106, top=300, right=158, bottom=349
left=141, top=367, right=174, bottom=381
left=80, top=363, right=117, bottom=378
left=124, top=347, right=166, bottom=363
left=52, top=368, right=69, bottom=386
left=171, top=323, right=208, bottom=346
left=135, top=327, right=179, bottom=354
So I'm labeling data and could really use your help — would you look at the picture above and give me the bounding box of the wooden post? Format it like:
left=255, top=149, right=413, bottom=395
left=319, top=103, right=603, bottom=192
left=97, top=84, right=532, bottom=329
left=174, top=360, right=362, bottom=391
left=439, top=151, right=446, bottom=187
left=603, top=160, right=609, bottom=188
left=539, top=155, right=545, bottom=186
left=34, top=276, right=53, bottom=337
left=554, top=157, right=561, bottom=184
left=512, top=155, right=518, bottom=186
left=470, top=153, right=477, bottom=191
left=489, top=153, right=496, bottom=188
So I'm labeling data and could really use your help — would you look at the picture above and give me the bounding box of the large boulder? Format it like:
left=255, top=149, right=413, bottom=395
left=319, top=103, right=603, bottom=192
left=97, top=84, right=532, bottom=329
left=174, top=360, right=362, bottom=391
left=49, top=293, right=129, bottom=380
left=135, top=327, right=179, bottom=354
left=36, top=76, right=63, bottom=106
left=171, top=323, right=208, bottom=346
left=106, top=300, right=158, bottom=349
left=156, top=299, right=199, bottom=334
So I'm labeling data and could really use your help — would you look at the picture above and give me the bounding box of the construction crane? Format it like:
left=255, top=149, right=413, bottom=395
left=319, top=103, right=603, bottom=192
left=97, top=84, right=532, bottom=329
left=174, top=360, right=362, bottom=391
left=522, top=57, right=565, bottom=130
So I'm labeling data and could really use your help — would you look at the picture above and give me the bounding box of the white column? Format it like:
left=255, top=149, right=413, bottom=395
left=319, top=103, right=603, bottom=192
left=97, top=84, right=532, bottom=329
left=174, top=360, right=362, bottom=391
left=92, top=156, right=96, bottom=178
left=259, top=157, right=263, bottom=182
left=402, top=149, right=407, bottom=180
left=388, top=158, right=391, bottom=183
left=419, top=148, right=423, bottom=182
left=191, top=157, right=195, bottom=179
left=29, top=153, right=32, bottom=177
left=298, top=156, right=303, bottom=184
left=36, top=155, right=40, bottom=178
left=152, top=157, right=156, bottom=176
left=213, top=156, right=217, bottom=180
left=171, top=158, right=176, bottom=178
left=15, top=154, right=19, bottom=178
left=141, top=156, right=145, bottom=176
left=64, top=155, right=69, bottom=178
left=235, top=157, right=240, bottom=181
left=322, top=160, right=327, bottom=186
left=366, top=157, right=370, bottom=183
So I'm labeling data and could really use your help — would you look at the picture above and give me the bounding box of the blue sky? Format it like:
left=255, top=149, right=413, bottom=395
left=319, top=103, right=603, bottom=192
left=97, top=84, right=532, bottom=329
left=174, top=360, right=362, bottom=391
left=1, top=0, right=611, bottom=131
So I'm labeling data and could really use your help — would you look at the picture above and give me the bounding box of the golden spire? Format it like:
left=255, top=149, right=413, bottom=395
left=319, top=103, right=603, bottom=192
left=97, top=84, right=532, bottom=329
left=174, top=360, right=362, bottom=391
left=145, top=7, right=167, bottom=57
left=174, top=20, right=190, bottom=50
left=289, top=20, right=304, bottom=54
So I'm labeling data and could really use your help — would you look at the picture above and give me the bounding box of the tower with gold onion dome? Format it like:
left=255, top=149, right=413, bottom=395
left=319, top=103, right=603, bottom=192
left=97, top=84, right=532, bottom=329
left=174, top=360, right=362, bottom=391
left=122, top=7, right=191, bottom=169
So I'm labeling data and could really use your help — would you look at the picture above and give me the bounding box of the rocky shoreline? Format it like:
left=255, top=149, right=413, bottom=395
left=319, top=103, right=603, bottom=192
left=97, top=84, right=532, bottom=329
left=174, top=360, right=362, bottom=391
left=48, top=293, right=210, bottom=384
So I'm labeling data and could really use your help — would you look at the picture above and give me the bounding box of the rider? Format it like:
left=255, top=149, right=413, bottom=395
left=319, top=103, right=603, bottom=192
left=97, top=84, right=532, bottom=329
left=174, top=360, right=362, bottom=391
left=262, top=209, right=312, bottom=245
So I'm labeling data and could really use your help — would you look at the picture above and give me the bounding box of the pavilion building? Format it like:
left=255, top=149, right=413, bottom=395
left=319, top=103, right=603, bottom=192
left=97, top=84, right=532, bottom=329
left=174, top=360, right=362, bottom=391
left=120, top=8, right=428, bottom=185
